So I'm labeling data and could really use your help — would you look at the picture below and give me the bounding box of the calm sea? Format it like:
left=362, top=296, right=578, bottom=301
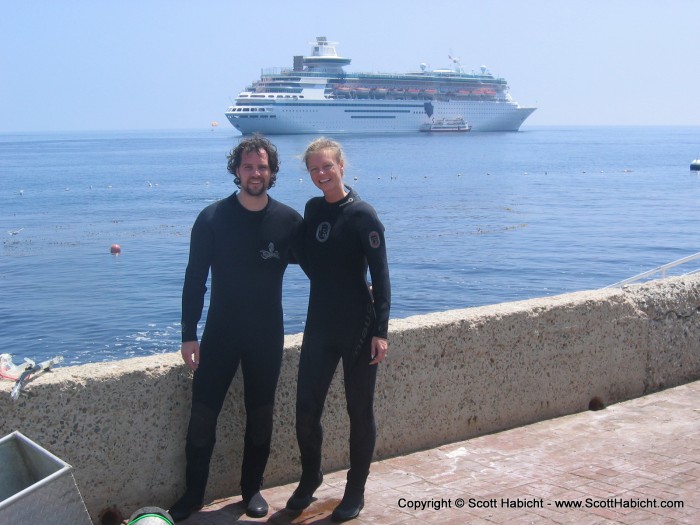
left=2, top=126, right=700, bottom=365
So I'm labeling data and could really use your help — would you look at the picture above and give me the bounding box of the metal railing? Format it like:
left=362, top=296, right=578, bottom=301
left=606, top=251, right=700, bottom=288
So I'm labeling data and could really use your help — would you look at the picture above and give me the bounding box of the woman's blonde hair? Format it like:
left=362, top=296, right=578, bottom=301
left=303, top=137, right=346, bottom=169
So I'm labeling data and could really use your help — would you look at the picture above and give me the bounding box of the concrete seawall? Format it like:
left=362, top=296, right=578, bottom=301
left=2, top=275, right=699, bottom=523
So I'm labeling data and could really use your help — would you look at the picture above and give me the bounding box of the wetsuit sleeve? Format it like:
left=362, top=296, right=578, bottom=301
left=289, top=212, right=307, bottom=272
left=181, top=211, right=213, bottom=342
left=359, top=209, right=391, bottom=339
left=296, top=200, right=317, bottom=277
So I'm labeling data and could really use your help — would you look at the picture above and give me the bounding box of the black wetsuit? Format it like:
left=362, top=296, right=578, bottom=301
left=181, top=192, right=302, bottom=497
left=295, top=187, right=390, bottom=492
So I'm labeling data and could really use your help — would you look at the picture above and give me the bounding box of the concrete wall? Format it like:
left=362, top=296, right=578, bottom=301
left=2, top=275, right=700, bottom=523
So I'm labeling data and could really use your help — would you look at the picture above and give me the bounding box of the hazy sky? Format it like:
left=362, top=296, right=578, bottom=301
left=2, top=0, right=699, bottom=132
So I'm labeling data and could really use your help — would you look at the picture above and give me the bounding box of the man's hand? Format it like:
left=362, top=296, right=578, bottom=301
left=181, top=340, right=200, bottom=371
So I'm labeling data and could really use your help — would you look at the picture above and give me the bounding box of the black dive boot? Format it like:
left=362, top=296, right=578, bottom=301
left=169, top=489, right=204, bottom=522
left=332, top=468, right=367, bottom=522
left=241, top=484, right=269, bottom=518
left=170, top=435, right=213, bottom=522
left=331, top=486, right=364, bottom=522
left=286, top=469, right=324, bottom=511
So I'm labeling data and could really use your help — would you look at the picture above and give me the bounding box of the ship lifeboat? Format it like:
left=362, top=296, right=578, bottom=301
left=353, top=87, right=371, bottom=98
left=406, top=88, right=421, bottom=98
left=334, top=86, right=352, bottom=98
left=372, top=88, right=388, bottom=98
left=422, top=89, right=438, bottom=99
left=456, top=90, right=470, bottom=97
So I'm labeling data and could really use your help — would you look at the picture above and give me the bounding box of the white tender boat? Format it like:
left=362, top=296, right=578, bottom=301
left=419, top=117, right=472, bottom=132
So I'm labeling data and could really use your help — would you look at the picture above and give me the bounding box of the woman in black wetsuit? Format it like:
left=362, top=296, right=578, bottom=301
left=286, top=138, right=391, bottom=522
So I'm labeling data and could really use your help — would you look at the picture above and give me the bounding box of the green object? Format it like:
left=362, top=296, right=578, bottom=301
left=127, top=507, right=174, bottom=525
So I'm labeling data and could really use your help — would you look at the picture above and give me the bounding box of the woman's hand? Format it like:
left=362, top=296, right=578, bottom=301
left=369, top=336, right=389, bottom=365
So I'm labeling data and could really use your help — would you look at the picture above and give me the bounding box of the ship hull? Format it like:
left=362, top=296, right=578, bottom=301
left=226, top=99, right=535, bottom=135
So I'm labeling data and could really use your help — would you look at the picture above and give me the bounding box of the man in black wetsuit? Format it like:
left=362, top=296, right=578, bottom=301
left=169, top=135, right=303, bottom=522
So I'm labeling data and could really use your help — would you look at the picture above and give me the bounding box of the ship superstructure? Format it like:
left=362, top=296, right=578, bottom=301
left=225, top=37, right=535, bottom=135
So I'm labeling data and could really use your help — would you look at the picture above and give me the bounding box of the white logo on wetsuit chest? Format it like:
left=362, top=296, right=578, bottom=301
left=316, top=222, right=332, bottom=242
left=260, top=242, right=280, bottom=259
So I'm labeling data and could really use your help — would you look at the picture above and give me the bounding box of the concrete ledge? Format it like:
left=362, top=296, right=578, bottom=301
left=2, top=275, right=699, bottom=523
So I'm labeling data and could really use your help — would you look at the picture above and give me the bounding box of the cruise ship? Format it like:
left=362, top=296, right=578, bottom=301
left=225, top=37, right=536, bottom=135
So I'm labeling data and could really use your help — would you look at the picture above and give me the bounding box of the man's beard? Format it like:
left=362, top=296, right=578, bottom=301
left=241, top=180, right=267, bottom=197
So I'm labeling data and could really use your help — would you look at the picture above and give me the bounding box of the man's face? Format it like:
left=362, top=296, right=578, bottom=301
left=237, top=148, right=271, bottom=197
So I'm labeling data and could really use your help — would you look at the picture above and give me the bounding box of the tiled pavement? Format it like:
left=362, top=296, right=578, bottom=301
left=174, top=380, right=700, bottom=524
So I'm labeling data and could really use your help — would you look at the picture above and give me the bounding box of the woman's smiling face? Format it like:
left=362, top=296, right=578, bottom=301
left=306, top=148, right=346, bottom=202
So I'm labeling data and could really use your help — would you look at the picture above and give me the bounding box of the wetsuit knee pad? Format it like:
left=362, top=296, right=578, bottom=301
left=246, top=404, right=274, bottom=446
left=187, top=403, right=219, bottom=448
left=296, top=404, right=323, bottom=440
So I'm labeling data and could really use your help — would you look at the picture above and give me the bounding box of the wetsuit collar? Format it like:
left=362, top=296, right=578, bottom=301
left=231, top=191, right=271, bottom=213
left=327, top=186, right=357, bottom=208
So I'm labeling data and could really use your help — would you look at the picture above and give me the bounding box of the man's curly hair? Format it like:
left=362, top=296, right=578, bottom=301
left=226, top=134, right=279, bottom=189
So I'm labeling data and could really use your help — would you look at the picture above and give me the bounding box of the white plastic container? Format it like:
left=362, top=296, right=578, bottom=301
left=0, top=431, right=92, bottom=524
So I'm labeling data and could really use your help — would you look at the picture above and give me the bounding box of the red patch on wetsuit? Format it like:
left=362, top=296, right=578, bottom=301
left=369, top=231, right=381, bottom=249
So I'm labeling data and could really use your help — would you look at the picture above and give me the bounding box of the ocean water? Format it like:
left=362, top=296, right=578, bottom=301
left=2, top=126, right=700, bottom=365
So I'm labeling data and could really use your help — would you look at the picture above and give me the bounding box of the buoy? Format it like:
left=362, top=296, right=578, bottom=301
left=691, top=159, right=700, bottom=171
left=110, top=244, right=121, bottom=255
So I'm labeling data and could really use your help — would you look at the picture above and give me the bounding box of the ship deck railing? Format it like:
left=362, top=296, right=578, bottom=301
left=606, top=251, right=700, bottom=288
left=260, top=67, right=506, bottom=84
